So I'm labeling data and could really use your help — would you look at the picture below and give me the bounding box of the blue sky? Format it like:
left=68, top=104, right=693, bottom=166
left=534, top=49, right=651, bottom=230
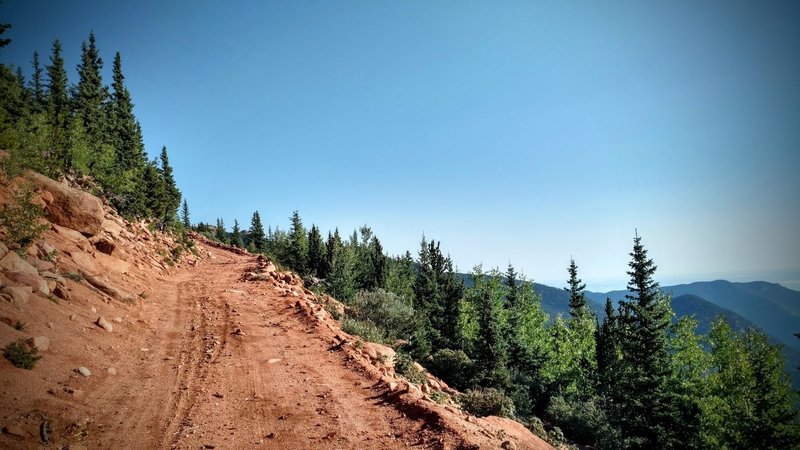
left=3, top=1, right=799, bottom=291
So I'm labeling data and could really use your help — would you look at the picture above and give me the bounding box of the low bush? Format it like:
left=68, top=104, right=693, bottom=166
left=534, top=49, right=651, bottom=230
left=458, top=387, right=515, bottom=418
left=427, top=348, right=474, bottom=391
left=0, top=184, right=48, bottom=253
left=3, top=339, right=41, bottom=370
left=394, top=352, right=428, bottom=386
left=341, top=317, right=385, bottom=343
left=545, top=395, right=620, bottom=448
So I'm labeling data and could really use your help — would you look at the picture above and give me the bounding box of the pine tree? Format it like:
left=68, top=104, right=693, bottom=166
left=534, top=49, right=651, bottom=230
left=327, top=228, right=354, bottom=300
left=307, top=224, right=326, bottom=278
left=230, top=219, right=243, bottom=247
left=143, top=160, right=167, bottom=220
left=0, top=18, right=10, bottom=48
left=110, top=51, right=147, bottom=219
left=472, top=269, right=509, bottom=390
left=181, top=199, right=190, bottom=228
left=595, top=298, right=618, bottom=397
left=505, top=263, right=518, bottom=308
left=75, top=31, right=107, bottom=151
left=287, top=210, right=308, bottom=275
left=45, top=39, right=69, bottom=169
left=214, top=218, right=227, bottom=243
left=159, top=146, right=181, bottom=224
left=369, top=235, right=387, bottom=289
left=565, top=258, right=588, bottom=319
left=29, top=51, right=45, bottom=113
left=615, top=232, right=682, bottom=448
left=249, top=211, right=265, bottom=253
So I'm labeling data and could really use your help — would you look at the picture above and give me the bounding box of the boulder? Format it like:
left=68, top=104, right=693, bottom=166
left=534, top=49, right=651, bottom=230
left=27, top=257, right=55, bottom=272
left=4, top=271, right=50, bottom=296
left=100, top=219, right=123, bottom=239
left=1, top=285, right=31, bottom=307
left=30, top=172, right=104, bottom=236
left=29, top=336, right=49, bottom=351
left=69, top=250, right=98, bottom=274
left=0, top=241, right=8, bottom=259
left=95, top=317, right=113, bottom=332
left=0, top=251, right=39, bottom=276
left=82, top=274, right=136, bottom=303
left=53, top=224, right=92, bottom=251
left=94, top=252, right=130, bottom=274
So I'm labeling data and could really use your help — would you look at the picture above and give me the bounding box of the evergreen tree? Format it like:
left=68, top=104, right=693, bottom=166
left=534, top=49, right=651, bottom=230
left=413, top=237, right=464, bottom=352
left=159, top=146, right=181, bottom=224
left=181, top=199, right=190, bottom=228
left=75, top=31, right=107, bottom=151
left=471, top=268, right=510, bottom=390
left=0, top=18, right=10, bottom=48
left=230, top=219, right=243, bottom=248
left=29, top=51, right=45, bottom=113
left=369, top=235, right=387, bottom=289
left=615, top=232, right=683, bottom=448
left=249, top=211, right=265, bottom=253
left=565, top=258, right=589, bottom=319
left=287, top=210, right=308, bottom=275
left=595, top=298, right=619, bottom=398
left=45, top=39, right=69, bottom=169
left=505, top=263, right=518, bottom=308
left=307, top=224, right=327, bottom=278
left=214, top=218, right=227, bottom=243
left=327, top=228, right=354, bottom=300
left=143, top=160, right=167, bottom=220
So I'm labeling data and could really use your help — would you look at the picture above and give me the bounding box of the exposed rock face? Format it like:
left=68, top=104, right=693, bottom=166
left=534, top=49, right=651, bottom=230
left=4, top=271, right=49, bottom=296
left=30, top=172, right=104, bottom=237
left=0, top=252, right=39, bottom=276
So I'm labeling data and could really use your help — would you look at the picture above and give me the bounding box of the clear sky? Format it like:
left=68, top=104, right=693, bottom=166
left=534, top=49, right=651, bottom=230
left=2, top=1, right=799, bottom=291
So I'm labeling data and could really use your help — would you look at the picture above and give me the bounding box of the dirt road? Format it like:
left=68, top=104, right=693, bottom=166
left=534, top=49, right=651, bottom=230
left=81, top=246, right=431, bottom=449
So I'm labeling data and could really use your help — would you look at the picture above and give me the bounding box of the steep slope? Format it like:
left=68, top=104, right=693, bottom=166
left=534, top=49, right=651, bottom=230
left=0, top=172, right=551, bottom=449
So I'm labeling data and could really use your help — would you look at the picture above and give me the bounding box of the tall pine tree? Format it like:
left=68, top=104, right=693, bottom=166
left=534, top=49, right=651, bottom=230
left=249, top=211, right=265, bottom=253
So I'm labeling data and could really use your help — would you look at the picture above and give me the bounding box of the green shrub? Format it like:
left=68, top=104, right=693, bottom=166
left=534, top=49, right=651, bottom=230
left=64, top=272, right=84, bottom=282
left=346, top=289, right=417, bottom=342
left=428, top=348, right=474, bottom=391
left=394, top=352, right=428, bottom=386
left=3, top=339, right=41, bottom=370
left=458, top=387, right=515, bottom=418
left=429, top=391, right=450, bottom=404
left=341, top=317, right=386, bottom=343
left=545, top=395, right=620, bottom=448
left=0, top=184, right=48, bottom=253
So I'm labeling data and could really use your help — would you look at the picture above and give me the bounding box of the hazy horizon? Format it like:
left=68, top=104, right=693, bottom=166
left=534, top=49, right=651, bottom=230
left=3, top=1, right=798, bottom=293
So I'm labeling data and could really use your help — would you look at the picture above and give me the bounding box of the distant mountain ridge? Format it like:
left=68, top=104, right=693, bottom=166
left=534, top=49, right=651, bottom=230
left=584, top=280, right=800, bottom=352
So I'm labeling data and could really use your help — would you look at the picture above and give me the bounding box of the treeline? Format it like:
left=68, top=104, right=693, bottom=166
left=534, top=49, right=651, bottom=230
left=0, top=26, right=182, bottom=226
left=210, top=210, right=799, bottom=449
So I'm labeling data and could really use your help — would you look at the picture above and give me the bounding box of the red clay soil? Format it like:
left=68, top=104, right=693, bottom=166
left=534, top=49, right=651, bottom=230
left=1, top=237, right=553, bottom=449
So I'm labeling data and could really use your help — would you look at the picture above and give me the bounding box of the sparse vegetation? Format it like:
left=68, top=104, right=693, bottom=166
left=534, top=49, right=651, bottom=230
left=64, top=272, right=84, bottom=282
left=394, top=352, right=428, bottom=386
left=3, top=339, right=41, bottom=370
left=429, top=391, right=449, bottom=404
left=458, top=388, right=515, bottom=418
left=0, top=184, right=49, bottom=253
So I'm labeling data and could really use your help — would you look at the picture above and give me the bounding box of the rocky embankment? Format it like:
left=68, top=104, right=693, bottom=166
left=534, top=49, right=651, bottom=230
left=0, top=171, right=552, bottom=450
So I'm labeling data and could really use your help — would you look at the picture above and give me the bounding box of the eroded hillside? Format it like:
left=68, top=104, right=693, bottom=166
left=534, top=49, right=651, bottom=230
left=0, top=172, right=552, bottom=449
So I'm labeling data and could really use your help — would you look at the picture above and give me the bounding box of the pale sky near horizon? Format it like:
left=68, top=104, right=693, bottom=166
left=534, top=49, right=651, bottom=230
left=2, top=1, right=799, bottom=291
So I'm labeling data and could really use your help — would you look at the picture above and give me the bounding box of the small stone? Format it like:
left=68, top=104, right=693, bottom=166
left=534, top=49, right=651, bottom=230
left=501, top=440, right=517, bottom=450
left=107, top=367, right=117, bottom=375
left=29, top=336, right=50, bottom=351
left=2, top=424, right=24, bottom=436
left=47, top=322, right=55, bottom=329
left=266, top=432, right=276, bottom=439
left=70, top=314, right=78, bottom=321
left=267, top=358, right=281, bottom=364
left=112, top=317, right=123, bottom=323
left=90, top=307, right=96, bottom=313
left=77, top=367, right=91, bottom=377
left=70, top=388, right=84, bottom=399
left=96, top=317, right=113, bottom=332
